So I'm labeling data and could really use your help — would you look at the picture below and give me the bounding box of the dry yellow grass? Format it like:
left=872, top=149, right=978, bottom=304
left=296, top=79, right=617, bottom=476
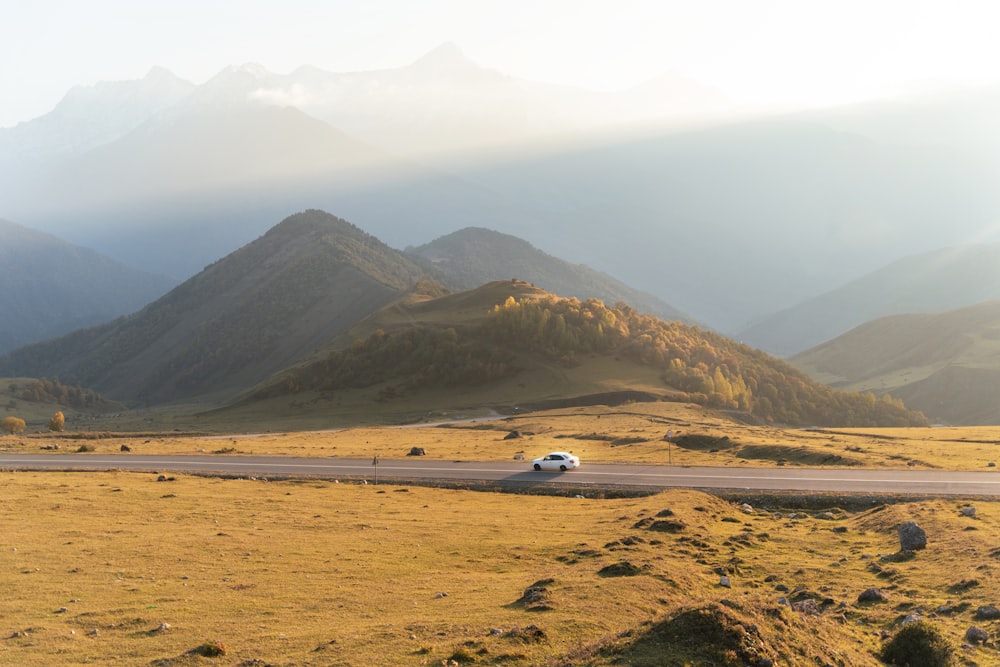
left=3, top=470, right=1000, bottom=665
left=6, top=401, right=1000, bottom=472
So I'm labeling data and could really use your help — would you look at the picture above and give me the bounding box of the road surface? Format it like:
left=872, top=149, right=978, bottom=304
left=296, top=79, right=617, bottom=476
left=3, top=453, right=1000, bottom=495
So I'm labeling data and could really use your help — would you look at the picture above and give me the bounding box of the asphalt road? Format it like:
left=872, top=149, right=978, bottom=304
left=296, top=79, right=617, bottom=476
left=3, top=453, right=1000, bottom=495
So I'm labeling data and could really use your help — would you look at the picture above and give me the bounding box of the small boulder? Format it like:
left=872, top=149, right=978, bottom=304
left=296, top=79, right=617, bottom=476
left=975, top=605, right=1000, bottom=620
left=898, top=521, right=927, bottom=551
left=120, top=444, right=132, bottom=452
left=857, top=587, right=889, bottom=603
left=966, top=626, right=988, bottom=644
left=503, top=431, right=522, bottom=440
left=960, top=506, right=977, bottom=518
left=407, top=447, right=426, bottom=456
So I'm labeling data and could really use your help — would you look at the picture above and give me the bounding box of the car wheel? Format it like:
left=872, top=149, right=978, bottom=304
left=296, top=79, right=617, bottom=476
left=534, top=463, right=541, bottom=471
left=560, top=465, right=567, bottom=471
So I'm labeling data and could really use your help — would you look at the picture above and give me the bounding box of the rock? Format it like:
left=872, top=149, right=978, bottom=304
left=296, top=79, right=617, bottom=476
left=54, top=607, right=68, bottom=613
left=775, top=584, right=790, bottom=592
left=791, top=599, right=820, bottom=615
left=120, top=444, right=131, bottom=452
left=503, top=431, right=522, bottom=440
left=966, top=626, right=988, bottom=644
left=990, top=461, right=997, bottom=467
left=961, top=506, right=977, bottom=518
left=857, top=588, right=888, bottom=603
left=406, top=447, right=426, bottom=456
left=898, top=521, right=927, bottom=551
left=901, top=613, right=921, bottom=625
left=655, top=508, right=674, bottom=517
left=776, top=596, right=789, bottom=606
left=434, top=592, right=448, bottom=598
left=975, top=605, right=1000, bottom=620
left=817, top=512, right=836, bottom=520
left=719, top=575, right=732, bottom=588
left=832, top=526, right=848, bottom=533
left=740, top=503, right=754, bottom=514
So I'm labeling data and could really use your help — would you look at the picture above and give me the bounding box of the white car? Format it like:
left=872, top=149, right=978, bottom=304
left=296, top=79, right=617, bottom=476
left=532, top=452, right=581, bottom=471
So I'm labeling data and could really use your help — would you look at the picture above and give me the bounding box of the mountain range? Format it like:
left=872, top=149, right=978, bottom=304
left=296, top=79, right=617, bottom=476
left=0, top=209, right=926, bottom=429
left=1, top=45, right=997, bottom=343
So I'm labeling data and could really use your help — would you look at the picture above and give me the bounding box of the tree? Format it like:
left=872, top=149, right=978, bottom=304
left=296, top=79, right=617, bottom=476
left=2, top=416, right=26, bottom=434
left=49, top=411, right=65, bottom=432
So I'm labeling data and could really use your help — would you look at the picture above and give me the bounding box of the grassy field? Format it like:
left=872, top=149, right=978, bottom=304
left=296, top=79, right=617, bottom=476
left=5, top=400, right=1000, bottom=664
left=6, top=400, right=1000, bottom=472
left=3, top=470, right=999, bottom=666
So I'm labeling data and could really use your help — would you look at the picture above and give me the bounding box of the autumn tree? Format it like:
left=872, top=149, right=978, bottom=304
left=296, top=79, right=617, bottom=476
left=49, top=411, right=65, bottom=432
left=2, top=416, right=26, bottom=434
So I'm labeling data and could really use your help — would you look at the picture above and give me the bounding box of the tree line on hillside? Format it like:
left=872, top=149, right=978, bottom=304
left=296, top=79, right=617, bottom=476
left=16, top=378, right=105, bottom=409
left=259, top=294, right=927, bottom=427
left=485, top=296, right=926, bottom=426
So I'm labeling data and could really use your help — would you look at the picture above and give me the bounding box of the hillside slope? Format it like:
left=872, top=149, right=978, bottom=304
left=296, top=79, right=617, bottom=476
left=741, top=244, right=1000, bottom=355
left=791, top=300, right=1000, bottom=424
left=0, top=218, right=175, bottom=354
left=250, top=280, right=927, bottom=428
left=406, top=227, right=694, bottom=324
left=0, top=210, right=428, bottom=404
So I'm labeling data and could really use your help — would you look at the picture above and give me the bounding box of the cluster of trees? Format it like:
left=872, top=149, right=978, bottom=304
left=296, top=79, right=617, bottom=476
left=483, top=295, right=927, bottom=427
left=258, top=326, right=516, bottom=399
left=18, top=378, right=104, bottom=409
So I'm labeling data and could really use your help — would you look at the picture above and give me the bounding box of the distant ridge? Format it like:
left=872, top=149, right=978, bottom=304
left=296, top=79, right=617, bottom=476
left=791, top=300, right=1000, bottom=424
left=740, top=244, right=1000, bottom=355
left=0, top=210, right=427, bottom=404
left=0, top=218, right=175, bottom=354
left=406, top=227, right=694, bottom=324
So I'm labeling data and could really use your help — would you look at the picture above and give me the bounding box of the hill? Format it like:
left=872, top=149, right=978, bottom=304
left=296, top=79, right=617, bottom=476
left=740, top=243, right=1000, bottom=355
left=790, top=300, right=1000, bottom=424
left=0, top=218, right=176, bottom=354
left=0, top=210, right=428, bottom=404
left=406, top=227, right=694, bottom=325
left=250, top=279, right=927, bottom=428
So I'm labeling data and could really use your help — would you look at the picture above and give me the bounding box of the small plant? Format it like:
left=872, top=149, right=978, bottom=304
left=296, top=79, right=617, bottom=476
left=880, top=620, right=954, bottom=666
left=76, top=444, right=95, bottom=453
left=191, top=640, right=228, bottom=657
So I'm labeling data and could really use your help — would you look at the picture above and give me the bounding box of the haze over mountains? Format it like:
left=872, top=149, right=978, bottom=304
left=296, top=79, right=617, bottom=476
left=0, top=218, right=175, bottom=355
left=1, top=44, right=998, bottom=350
left=791, top=300, right=1000, bottom=425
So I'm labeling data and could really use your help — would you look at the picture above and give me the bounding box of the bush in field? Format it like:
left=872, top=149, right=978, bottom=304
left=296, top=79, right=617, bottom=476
left=2, top=416, right=26, bottom=434
left=49, top=411, right=65, bottom=432
left=880, top=621, right=954, bottom=666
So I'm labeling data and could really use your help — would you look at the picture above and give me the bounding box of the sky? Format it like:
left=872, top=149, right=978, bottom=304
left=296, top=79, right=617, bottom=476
left=3, top=0, right=1000, bottom=128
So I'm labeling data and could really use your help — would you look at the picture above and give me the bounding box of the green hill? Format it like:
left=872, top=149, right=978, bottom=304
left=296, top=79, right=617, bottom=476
left=0, top=210, right=428, bottom=404
left=251, top=280, right=927, bottom=427
left=791, top=300, right=1000, bottom=424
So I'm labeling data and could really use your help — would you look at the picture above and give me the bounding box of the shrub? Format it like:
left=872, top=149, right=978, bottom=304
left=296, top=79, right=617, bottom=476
left=880, top=621, right=954, bottom=666
left=76, top=444, right=95, bottom=453
left=192, top=640, right=228, bottom=657
left=49, top=411, right=65, bottom=432
left=2, top=416, right=26, bottom=434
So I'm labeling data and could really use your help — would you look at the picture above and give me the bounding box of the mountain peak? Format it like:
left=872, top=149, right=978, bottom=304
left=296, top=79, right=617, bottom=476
left=408, top=42, right=478, bottom=73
